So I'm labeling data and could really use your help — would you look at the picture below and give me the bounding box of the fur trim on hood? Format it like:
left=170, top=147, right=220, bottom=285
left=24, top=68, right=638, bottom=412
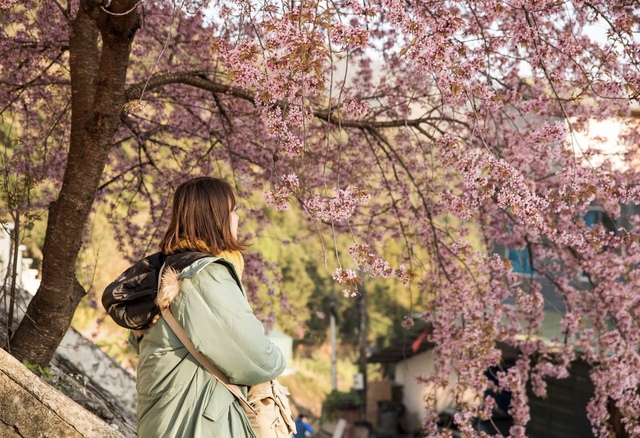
left=156, top=267, right=181, bottom=310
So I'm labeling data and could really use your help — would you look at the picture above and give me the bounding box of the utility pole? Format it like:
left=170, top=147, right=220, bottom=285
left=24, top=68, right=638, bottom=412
left=329, top=299, right=337, bottom=391
left=357, top=279, right=367, bottom=421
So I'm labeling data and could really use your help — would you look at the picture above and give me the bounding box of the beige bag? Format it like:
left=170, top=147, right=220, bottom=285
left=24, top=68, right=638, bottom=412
left=245, top=379, right=297, bottom=438
left=161, top=305, right=296, bottom=437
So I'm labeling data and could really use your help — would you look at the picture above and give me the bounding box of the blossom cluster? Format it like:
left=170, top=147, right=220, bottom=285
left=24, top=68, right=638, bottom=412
left=331, top=267, right=361, bottom=297
left=264, top=174, right=299, bottom=211
left=348, top=243, right=411, bottom=286
left=305, top=186, right=368, bottom=222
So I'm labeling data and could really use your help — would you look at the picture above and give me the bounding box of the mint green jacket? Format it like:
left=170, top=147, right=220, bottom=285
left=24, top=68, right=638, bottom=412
left=134, top=257, right=285, bottom=438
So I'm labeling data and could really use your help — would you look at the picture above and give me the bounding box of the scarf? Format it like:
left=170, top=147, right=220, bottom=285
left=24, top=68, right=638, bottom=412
left=170, top=239, right=244, bottom=279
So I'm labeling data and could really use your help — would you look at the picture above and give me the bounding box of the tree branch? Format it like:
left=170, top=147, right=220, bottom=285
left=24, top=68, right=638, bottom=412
left=125, top=71, right=469, bottom=130
left=125, top=71, right=256, bottom=104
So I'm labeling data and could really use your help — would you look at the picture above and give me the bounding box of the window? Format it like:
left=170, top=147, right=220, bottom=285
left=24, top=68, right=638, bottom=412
left=584, top=206, right=616, bottom=232
left=507, top=247, right=534, bottom=274
left=580, top=206, right=617, bottom=282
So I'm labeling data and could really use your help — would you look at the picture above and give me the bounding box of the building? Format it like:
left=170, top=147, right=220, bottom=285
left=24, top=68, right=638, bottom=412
left=367, top=325, right=594, bottom=437
left=0, top=223, right=40, bottom=296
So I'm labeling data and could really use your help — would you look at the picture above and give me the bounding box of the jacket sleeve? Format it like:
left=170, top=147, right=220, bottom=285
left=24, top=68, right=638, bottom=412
left=172, top=263, right=286, bottom=386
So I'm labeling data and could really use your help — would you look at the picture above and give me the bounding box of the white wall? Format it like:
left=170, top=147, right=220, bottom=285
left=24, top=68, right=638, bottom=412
left=0, top=224, right=40, bottom=295
left=394, top=350, right=479, bottom=432
left=570, top=117, right=636, bottom=171
left=268, top=328, right=293, bottom=370
left=0, top=223, right=15, bottom=283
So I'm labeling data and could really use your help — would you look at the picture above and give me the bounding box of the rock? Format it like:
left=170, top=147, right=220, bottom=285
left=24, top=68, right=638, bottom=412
left=56, top=328, right=137, bottom=412
left=0, top=347, right=124, bottom=437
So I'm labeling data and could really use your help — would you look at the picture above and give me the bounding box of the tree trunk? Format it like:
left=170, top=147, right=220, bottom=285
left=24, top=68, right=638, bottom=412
left=9, top=0, right=140, bottom=367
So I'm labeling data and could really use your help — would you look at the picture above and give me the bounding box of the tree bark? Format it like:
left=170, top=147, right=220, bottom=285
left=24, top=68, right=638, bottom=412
left=9, top=0, right=141, bottom=367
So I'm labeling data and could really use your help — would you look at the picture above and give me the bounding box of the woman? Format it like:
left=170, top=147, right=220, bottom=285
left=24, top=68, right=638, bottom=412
left=104, top=177, right=285, bottom=437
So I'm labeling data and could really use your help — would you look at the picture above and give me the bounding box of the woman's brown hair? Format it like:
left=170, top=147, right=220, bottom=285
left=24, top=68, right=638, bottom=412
left=160, top=177, right=245, bottom=255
